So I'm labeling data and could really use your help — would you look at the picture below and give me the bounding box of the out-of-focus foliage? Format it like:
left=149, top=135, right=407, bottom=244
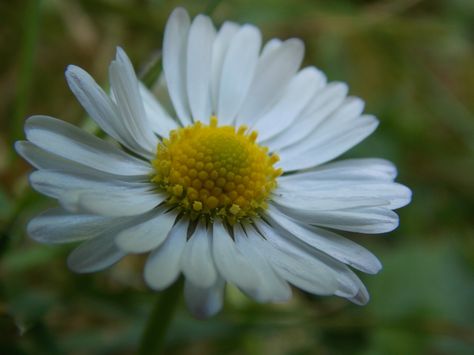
left=1, top=0, right=473, bottom=354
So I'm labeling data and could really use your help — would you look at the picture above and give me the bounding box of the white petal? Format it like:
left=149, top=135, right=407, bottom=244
left=217, top=25, right=261, bottom=124
left=17, top=142, right=148, bottom=182
left=235, top=225, right=292, bottom=302
left=138, top=82, right=178, bottom=137
left=346, top=276, right=370, bottom=305
left=236, top=38, right=304, bottom=125
left=27, top=207, right=119, bottom=244
left=210, top=22, right=240, bottom=112
left=253, top=222, right=341, bottom=296
left=16, top=141, right=96, bottom=174
left=78, top=190, right=165, bottom=217
left=276, top=180, right=411, bottom=210
left=115, top=209, right=177, bottom=253
left=279, top=158, right=398, bottom=183
left=272, top=188, right=387, bottom=211
left=144, top=218, right=188, bottom=290
left=28, top=170, right=130, bottom=200
left=22, top=115, right=151, bottom=176
left=254, top=67, right=324, bottom=141
left=255, top=221, right=360, bottom=298
left=260, top=38, right=282, bottom=58
left=186, top=15, right=216, bottom=123
left=29, top=170, right=164, bottom=216
left=184, top=277, right=225, bottom=319
left=304, top=82, right=348, bottom=118
left=333, top=268, right=367, bottom=299
left=278, top=114, right=379, bottom=171
left=267, top=206, right=382, bottom=274
left=67, top=231, right=125, bottom=273
left=65, top=65, right=137, bottom=152
left=280, top=96, right=365, bottom=156
left=109, top=48, right=158, bottom=157
left=276, top=203, right=400, bottom=234
left=162, top=7, right=192, bottom=125
left=265, top=82, right=346, bottom=151
left=211, top=221, right=260, bottom=292
left=181, top=221, right=217, bottom=288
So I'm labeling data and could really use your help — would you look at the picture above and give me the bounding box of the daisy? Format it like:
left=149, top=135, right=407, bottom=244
left=16, top=8, right=411, bottom=318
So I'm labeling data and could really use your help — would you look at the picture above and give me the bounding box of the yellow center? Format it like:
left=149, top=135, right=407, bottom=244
left=151, top=117, right=282, bottom=224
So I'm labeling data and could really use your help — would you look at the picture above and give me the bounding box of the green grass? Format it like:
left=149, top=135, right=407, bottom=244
left=0, top=0, right=473, bottom=354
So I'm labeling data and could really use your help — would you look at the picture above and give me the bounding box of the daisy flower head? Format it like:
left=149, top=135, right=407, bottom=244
left=16, top=8, right=411, bottom=318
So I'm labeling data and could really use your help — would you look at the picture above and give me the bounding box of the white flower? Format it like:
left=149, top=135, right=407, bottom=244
left=16, top=8, right=411, bottom=318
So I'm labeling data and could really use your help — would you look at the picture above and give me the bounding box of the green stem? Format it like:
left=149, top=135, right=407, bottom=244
left=138, top=279, right=183, bottom=355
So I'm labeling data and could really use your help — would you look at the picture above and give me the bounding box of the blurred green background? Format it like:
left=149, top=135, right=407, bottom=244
left=1, top=0, right=473, bottom=354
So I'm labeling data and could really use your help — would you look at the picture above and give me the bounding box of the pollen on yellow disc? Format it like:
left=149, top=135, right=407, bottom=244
left=151, top=116, right=281, bottom=223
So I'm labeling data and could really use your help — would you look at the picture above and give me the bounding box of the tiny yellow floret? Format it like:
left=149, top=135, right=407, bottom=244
left=151, top=118, right=280, bottom=223
left=229, top=204, right=241, bottom=215
left=172, top=185, right=183, bottom=196
left=193, top=201, right=203, bottom=211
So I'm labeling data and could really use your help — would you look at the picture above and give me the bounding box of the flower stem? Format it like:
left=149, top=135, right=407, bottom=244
left=138, top=279, right=183, bottom=355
